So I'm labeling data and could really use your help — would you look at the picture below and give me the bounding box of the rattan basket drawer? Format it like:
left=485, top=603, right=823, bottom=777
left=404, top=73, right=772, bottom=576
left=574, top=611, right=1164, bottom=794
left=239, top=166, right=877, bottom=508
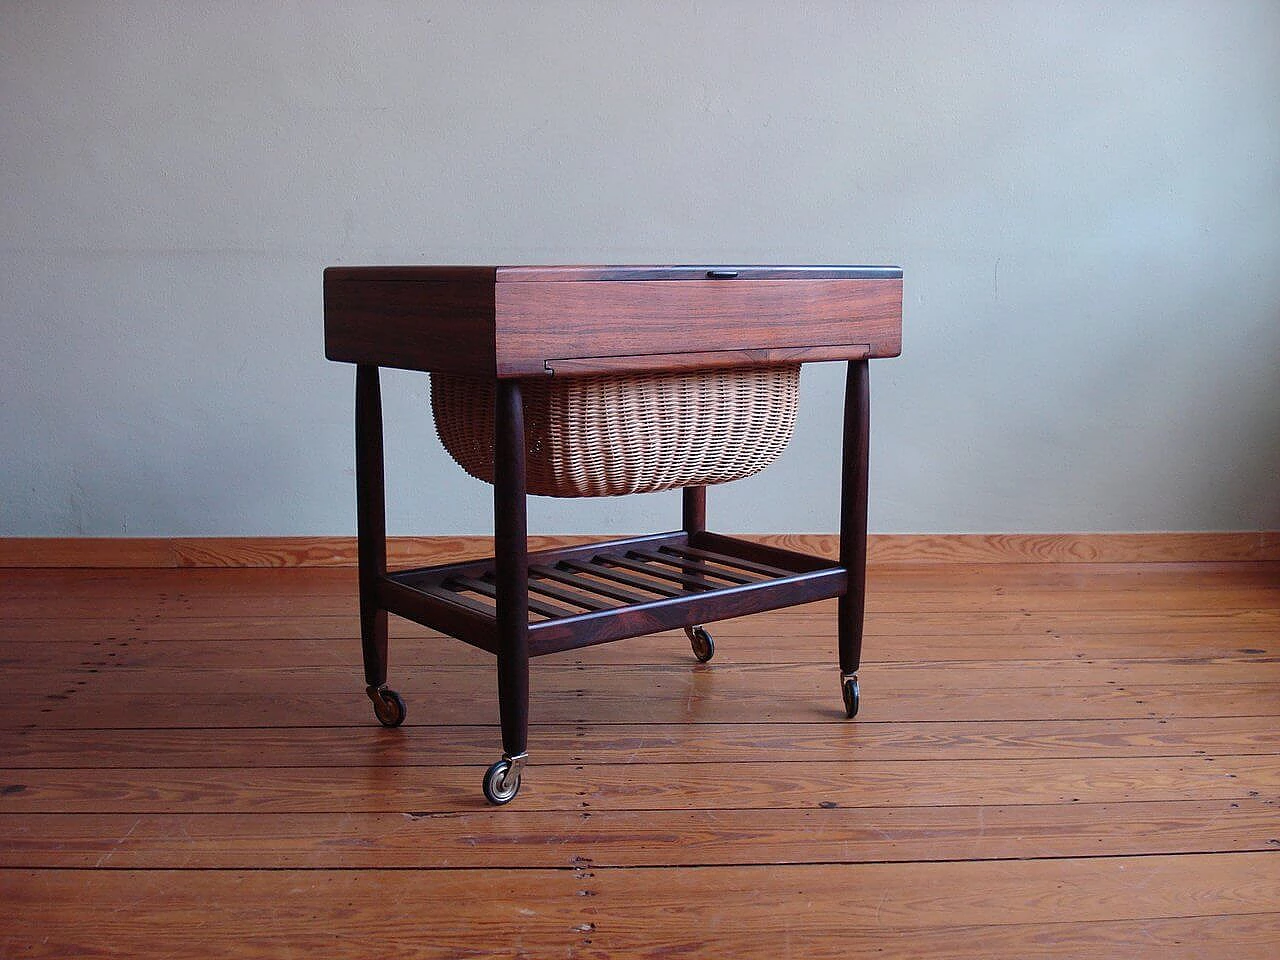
left=431, top=365, right=800, bottom=497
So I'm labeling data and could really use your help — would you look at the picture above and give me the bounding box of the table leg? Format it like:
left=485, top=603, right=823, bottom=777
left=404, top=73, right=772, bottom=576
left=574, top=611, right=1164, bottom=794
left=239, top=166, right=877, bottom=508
left=681, top=485, right=716, bottom=661
left=356, top=365, right=404, bottom=727
left=838, top=359, right=869, bottom=717
left=486, top=378, right=530, bottom=803
left=682, top=485, right=706, bottom=533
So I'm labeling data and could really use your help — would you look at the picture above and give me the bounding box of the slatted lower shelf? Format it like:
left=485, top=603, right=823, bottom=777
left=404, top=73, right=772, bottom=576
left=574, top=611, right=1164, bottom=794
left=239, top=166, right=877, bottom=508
left=381, top=531, right=846, bottom=657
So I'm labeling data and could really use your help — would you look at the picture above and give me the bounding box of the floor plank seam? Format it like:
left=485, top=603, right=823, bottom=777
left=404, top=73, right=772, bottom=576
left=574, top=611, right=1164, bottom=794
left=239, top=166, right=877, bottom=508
left=5, top=750, right=1280, bottom=769
left=4, top=849, right=1278, bottom=873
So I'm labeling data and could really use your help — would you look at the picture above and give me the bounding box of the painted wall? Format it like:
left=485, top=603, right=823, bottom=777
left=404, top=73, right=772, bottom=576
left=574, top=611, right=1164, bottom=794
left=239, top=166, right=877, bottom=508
left=3, top=0, right=1278, bottom=536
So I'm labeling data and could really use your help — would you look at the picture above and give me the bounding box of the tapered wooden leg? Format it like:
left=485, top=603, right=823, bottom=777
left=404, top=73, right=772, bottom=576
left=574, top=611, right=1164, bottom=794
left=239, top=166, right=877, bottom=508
left=838, top=359, right=870, bottom=679
left=355, top=365, right=405, bottom=727
left=493, top=379, right=530, bottom=763
left=682, top=486, right=706, bottom=533
left=355, top=365, right=388, bottom=689
left=681, top=486, right=714, bottom=662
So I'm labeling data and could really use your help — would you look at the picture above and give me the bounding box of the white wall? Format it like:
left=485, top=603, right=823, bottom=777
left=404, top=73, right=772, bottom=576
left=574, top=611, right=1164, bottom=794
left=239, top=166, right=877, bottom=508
left=3, top=0, right=1278, bottom=537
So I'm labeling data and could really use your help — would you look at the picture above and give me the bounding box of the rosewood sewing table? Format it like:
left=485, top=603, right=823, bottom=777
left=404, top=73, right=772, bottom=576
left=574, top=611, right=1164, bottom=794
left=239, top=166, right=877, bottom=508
left=324, top=265, right=903, bottom=804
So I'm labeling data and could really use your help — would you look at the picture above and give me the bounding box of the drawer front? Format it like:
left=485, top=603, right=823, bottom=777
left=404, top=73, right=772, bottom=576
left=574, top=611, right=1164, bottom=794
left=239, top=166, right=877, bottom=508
left=494, top=278, right=902, bottom=377
left=324, top=277, right=496, bottom=375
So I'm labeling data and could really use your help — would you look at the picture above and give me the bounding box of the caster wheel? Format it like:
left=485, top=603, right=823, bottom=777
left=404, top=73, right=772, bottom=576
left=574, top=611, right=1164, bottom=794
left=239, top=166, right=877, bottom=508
left=686, top=625, right=715, bottom=663
left=841, top=675, right=860, bottom=719
left=483, top=758, right=522, bottom=805
left=371, top=687, right=406, bottom=728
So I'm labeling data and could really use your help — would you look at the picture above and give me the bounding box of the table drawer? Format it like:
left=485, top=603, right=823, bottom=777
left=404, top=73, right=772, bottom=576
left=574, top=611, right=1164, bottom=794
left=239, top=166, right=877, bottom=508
left=496, top=278, right=902, bottom=376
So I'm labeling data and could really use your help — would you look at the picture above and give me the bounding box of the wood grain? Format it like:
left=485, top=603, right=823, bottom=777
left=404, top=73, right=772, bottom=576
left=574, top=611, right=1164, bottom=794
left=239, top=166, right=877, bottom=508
left=543, top=342, right=872, bottom=374
left=3, top=532, right=1278, bottom=567
left=322, top=264, right=903, bottom=375
left=7, top=656, right=1280, bottom=696
left=2, top=857, right=1278, bottom=959
left=496, top=265, right=904, bottom=282
left=1, top=558, right=1278, bottom=958
left=323, top=272, right=497, bottom=375
left=2, top=798, right=1273, bottom=869
left=6, top=605, right=1278, bottom=645
left=8, top=581, right=1280, bottom=619
left=3, top=715, right=1277, bottom=769
left=862, top=531, right=1280, bottom=564
left=495, top=278, right=902, bottom=375
left=9, top=680, right=1279, bottom=727
left=6, top=630, right=1275, bottom=673
left=4, top=561, right=1278, bottom=598
left=2, top=756, right=1275, bottom=814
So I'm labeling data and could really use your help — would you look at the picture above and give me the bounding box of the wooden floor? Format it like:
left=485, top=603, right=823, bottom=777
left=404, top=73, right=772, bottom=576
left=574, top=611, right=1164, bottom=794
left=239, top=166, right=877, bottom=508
left=2, top=559, right=1279, bottom=957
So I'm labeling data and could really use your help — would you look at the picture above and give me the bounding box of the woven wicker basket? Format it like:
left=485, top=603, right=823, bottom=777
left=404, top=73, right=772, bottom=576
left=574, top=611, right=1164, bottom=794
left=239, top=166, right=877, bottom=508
left=431, top=366, right=800, bottom=498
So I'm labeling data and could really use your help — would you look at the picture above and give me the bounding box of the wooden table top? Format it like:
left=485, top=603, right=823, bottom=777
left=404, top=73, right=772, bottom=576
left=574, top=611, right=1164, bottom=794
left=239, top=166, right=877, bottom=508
left=325, top=264, right=903, bottom=378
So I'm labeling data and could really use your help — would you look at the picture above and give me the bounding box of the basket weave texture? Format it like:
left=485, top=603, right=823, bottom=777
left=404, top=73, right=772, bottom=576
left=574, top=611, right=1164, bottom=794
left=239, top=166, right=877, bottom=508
left=431, top=366, right=800, bottom=498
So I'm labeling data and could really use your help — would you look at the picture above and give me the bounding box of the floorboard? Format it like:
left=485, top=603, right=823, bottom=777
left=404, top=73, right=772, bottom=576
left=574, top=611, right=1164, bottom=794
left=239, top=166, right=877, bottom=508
left=1, top=560, right=1278, bottom=957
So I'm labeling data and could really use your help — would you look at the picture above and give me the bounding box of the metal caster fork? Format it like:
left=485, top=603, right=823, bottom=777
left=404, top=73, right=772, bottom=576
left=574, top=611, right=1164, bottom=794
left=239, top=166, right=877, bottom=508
left=482, top=752, right=528, bottom=805
left=841, top=673, right=860, bottom=719
left=367, top=685, right=406, bottom=728
left=685, top=625, right=715, bottom=663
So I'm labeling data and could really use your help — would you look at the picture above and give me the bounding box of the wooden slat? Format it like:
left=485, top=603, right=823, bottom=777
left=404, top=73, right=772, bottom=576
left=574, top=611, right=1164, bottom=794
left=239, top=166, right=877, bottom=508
left=602, top=553, right=724, bottom=591
left=694, top=532, right=839, bottom=574
left=668, top=543, right=795, bottom=578
left=375, top=579, right=499, bottom=655
left=557, top=558, right=683, bottom=598
left=627, top=547, right=756, bottom=584
left=528, top=568, right=845, bottom=656
left=525, top=576, right=611, bottom=611
left=529, top=563, right=654, bottom=605
left=416, top=583, right=494, bottom=618
left=385, top=531, right=687, bottom=593
left=446, top=575, right=568, bottom=620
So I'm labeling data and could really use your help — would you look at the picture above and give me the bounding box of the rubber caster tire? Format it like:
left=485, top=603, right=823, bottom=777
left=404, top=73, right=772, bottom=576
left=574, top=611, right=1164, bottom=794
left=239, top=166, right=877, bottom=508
left=686, top=625, right=715, bottom=663
left=483, top=759, right=522, bottom=805
left=371, top=688, right=406, bottom=728
left=841, top=675, right=860, bottom=719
